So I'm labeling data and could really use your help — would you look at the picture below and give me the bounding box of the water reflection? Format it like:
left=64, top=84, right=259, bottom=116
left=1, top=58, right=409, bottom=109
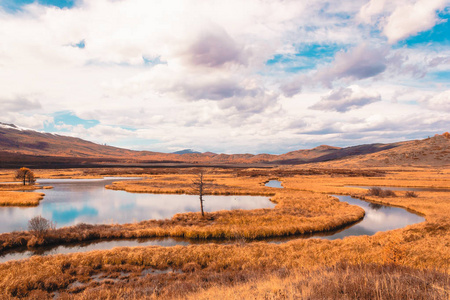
left=265, top=180, right=283, bottom=188
left=0, top=237, right=191, bottom=263
left=0, top=177, right=274, bottom=233
left=325, top=195, right=424, bottom=238
left=368, top=202, right=384, bottom=210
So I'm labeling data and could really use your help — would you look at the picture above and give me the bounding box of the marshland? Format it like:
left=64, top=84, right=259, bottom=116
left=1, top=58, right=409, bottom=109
left=0, top=166, right=449, bottom=299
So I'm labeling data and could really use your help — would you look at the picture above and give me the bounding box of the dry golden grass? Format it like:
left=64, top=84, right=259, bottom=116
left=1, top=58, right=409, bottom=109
left=183, top=263, right=450, bottom=300
left=0, top=180, right=49, bottom=207
left=0, top=219, right=449, bottom=298
left=0, top=191, right=44, bottom=206
left=0, top=167, right=450, bottom=299
left=0, top=183, right=43, bottom=191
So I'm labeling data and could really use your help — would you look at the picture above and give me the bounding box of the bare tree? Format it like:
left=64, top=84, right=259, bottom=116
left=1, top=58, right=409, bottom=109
left=192, top=171, right=206, bottom=217
left=15, top=167, right=36, bottom=186
left=28, top=215, right=55, bottom=238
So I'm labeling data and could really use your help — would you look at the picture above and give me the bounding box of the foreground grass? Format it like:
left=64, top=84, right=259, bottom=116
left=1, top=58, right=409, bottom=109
left=1, top=220, right=449, bottom=299
left=185, top=263, right=450, bottom=300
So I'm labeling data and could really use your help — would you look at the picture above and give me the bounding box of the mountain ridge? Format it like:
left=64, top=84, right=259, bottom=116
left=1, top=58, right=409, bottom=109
left=1, top=123, right=449, bottom=168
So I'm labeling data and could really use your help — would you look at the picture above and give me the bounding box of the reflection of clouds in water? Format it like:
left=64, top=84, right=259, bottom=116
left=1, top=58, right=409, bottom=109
left=334, top=195, right=424, bottom=234
left=0, top=237, right=190, bottom=263
left=0, top=179, right=274, bottom=233
left=50, top=206, right=99, bottom=225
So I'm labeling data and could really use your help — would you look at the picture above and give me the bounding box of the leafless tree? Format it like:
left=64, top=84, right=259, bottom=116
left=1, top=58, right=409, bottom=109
left=192, top=171, right=206, bottom=217
left=28, top=215, right=55, bottom=238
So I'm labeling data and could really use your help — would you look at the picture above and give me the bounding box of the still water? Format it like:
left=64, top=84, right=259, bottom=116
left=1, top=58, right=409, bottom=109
left=318, top=195, right=424, bottom=239
left=265, top=180, right=283, bottom=188
left=0, top=177, right=274, bottom=234
left=0, top=180, right=425, bottom=263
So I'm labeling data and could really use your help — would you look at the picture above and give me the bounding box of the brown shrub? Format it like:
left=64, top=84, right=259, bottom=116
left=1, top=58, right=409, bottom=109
left=28, top=215, right=55, bottom=238
left=367, top=187, right=396, bottom=198
left=405, top=191, right=418, bottom=198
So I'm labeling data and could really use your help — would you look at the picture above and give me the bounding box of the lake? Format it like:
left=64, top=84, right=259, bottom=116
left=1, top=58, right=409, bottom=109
left=0, top=177, right=274, bottom=233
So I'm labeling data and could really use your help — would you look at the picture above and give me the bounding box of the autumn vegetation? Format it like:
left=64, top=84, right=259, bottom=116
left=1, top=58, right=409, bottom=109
left=0, top=167, right=49, bottom=206
left=0, top=167, right=449, bottom=298
left=0, top=191, right=44, bottom=206
left=15, top=167, right=36, bottom=185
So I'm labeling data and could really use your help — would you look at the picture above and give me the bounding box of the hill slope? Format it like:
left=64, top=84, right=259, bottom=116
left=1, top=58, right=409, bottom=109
left=309, top=133, right=450, bottom=168
left=1, top=122, right=449, bottom=167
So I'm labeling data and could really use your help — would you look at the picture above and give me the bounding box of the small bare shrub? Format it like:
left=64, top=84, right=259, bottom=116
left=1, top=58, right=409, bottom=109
left=367, top=187, right=396, bottom=198
left=383, top=189, right=397, bottom=197
left=405, top=191, right=418, bottom=198
left=367, top=187, right=382, bottom=196
left=28, top=215, right=55, bottom=238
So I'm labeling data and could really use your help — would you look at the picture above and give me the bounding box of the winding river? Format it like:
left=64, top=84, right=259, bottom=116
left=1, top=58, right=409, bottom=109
left=0, top=179, right=425, bottom=263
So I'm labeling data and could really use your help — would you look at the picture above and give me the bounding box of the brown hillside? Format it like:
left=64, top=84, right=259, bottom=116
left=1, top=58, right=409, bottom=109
left=2, top=123, right=448, bottom=167
left=312, top=133, right=450, bottom=168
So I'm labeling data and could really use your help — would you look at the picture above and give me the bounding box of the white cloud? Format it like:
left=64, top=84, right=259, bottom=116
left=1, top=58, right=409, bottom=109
left=358, top=0, right=448, bottom=43
left=358, top=0, right=387, bottom=23
left=383, top=0, right=447, bottom=43
left=0, top=95, right=41, bottom=111
left=2, top=112, right=53, bottom=130
left=310, top=85, right=381, bottom=112
left=425, top=90, right=450, bottom=111
left=315, top=44, right=388, bottom=86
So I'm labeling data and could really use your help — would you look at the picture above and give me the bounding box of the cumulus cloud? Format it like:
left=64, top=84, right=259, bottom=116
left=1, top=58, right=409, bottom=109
left=2, top=112, right=53, bottom=130
left=62, top=124, right=136, bottom=144
left=281, top=44, right=389, bottom=97
left=428, top=56, right=450, bottom=68
left=359, top=0, right=448, bottom=43
left=183, top=26, right=246, bottom=68
left=315, top=44, right=388, bottom=86
left=310, top=85, right=381, bottom=112
left=425, top=90, right=450, bottom=111
left=358, top=0, right=388, bottom=23
left=383, top=0, right=447, bottom=43
left=0, top=96, right=41, bottom=111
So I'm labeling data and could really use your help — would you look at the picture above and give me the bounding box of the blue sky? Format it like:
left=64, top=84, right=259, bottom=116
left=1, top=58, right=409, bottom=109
left=0, top=0, right=74, bottom=11
left=0, top=0, right=449, bottom=154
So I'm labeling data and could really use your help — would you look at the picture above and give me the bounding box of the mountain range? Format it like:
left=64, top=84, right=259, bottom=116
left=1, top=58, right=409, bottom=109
left=1, top=122, right=449, bottom=168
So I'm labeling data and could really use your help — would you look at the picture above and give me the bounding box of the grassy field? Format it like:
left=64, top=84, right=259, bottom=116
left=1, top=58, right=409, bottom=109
left=0, top=173, right=51, bottom=206
left=0, top=167, right=449, bottom=299
left=0, top=191, right=44, bottom=206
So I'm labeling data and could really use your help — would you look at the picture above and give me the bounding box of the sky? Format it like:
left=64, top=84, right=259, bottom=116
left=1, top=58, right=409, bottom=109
left=0, top=0, right=449, bottom=154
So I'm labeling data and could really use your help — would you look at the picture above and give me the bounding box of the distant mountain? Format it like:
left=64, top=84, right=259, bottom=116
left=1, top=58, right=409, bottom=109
left=313, top=133, right=450, bottom=168
left=1, top=122, right=449, bottom=168
left=172, top=149, right=201, bottom=155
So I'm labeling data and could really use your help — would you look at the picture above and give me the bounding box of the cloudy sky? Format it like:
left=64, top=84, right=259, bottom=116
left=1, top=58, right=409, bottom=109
left=0, top=0, right=449, bottom=154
